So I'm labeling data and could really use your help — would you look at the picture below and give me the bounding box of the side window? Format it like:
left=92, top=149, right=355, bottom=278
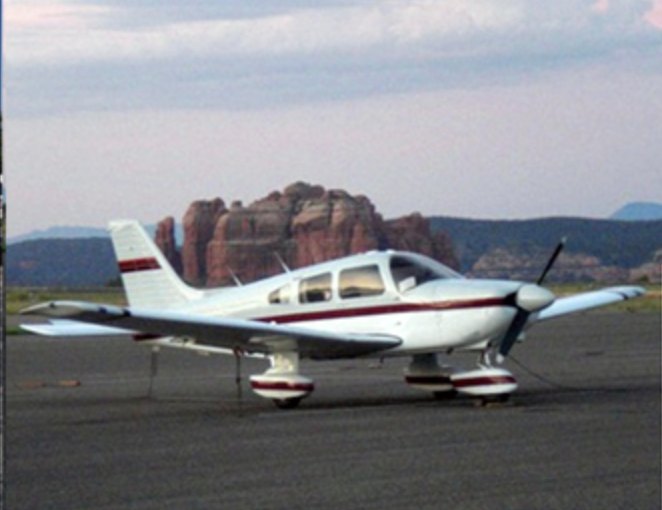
left=269, top=284, right=292, bottom=305
left=299, top=273, right=332, bottom=304
left=339, top=265, right=385, bottom=299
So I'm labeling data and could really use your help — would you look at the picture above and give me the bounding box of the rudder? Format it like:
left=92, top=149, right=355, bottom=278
left=109, top=220, right=202, bottom=308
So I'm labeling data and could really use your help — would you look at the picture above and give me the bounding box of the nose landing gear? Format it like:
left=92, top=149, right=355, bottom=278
left=404, top=352, right=518, bottom=405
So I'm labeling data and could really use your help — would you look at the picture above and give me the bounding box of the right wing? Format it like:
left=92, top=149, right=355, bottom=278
left=535, top=286, right=646, bottom=322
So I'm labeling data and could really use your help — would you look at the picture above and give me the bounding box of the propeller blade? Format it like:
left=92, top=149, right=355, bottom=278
left=497, top=308, right=530, bottom=361
left=497, top=238, right=565, bottom=362
left=536, top=237, right=567, bottom=286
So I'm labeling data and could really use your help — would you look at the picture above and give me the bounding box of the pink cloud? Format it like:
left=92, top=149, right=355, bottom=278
left=591, top=0, right=610, bottom=14
left=5, top=4, right=108, bottom=29
left=645, top=0, right=662, bottom=29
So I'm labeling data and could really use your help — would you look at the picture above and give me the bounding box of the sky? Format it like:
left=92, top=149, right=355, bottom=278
left=4, top=0, right=662, bottom=237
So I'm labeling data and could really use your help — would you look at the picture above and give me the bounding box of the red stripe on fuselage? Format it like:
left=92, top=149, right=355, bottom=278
left=119, top=257, right=160, bottom=273
left=257, top=297, right=509, bottom=325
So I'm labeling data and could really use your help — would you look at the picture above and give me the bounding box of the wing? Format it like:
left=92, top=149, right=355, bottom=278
left=21, top=301, right=402, bottom=360
left=535, top=286, right=646, bottom=322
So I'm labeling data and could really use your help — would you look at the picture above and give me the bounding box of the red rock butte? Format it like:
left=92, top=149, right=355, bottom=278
left=155, top=182, right=459, bottom=287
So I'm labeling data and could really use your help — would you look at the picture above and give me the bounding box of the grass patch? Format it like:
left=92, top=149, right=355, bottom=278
left=6, top=326, right=27, bottom=336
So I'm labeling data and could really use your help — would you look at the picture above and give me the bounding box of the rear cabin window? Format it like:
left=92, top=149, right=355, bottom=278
left=268, top=284, right=292, bottom=305
left=339, top=265, right=385, bottom=299
left=299, top=273, right=332, bottom=303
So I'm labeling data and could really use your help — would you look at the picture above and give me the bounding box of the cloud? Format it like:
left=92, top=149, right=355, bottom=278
left=6, top=1, right=523, bottom=65
left=645, top=0, right=662, bottom=28
left=6, top=0, right=659, bottom=66
left=5, top=0, right=662, bottom=116
left=5, top=3, right=110, bottom=29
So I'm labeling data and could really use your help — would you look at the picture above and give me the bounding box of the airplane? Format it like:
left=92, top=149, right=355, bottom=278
left=21, top=219, right=646, bottom=409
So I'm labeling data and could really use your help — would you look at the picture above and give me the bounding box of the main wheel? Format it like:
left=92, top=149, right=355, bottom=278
left=273, top=397, right=302, bottom=410
left=432, top=389, right=458, bottom=400
left=476, top=394, right=510, bottom=407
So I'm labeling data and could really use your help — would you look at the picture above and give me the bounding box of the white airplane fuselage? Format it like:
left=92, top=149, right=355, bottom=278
left=165, top=252, right=524, bottom=357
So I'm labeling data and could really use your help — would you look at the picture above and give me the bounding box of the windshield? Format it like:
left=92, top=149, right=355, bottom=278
left=389, top=254, right=461, bottom=293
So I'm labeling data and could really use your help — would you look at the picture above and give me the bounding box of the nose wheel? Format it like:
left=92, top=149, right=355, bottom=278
left=475, top=393, right=511, bottom=407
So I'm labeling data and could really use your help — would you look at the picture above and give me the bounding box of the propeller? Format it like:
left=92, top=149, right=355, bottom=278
left=536, top=237, right=567, bottom=285
left=496, top=238, right=566, bottom=362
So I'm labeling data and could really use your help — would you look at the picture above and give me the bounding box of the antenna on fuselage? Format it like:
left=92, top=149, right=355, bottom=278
left=273, top=252, right=291, bottom=274
left=227, top=266, right=243, bottom=287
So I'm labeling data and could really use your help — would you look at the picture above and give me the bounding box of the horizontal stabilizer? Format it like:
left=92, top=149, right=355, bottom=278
left=21, top=320, right=134, bottom=337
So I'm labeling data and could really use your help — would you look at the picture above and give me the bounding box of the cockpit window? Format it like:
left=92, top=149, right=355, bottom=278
left=299, top=273, right=332, bottom=303
left=390, top=255, right=460, bottom=293
left=339, top=265, right=385, bottom=299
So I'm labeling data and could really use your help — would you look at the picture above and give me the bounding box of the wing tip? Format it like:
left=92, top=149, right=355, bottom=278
left=20, top=301, right=57, bottom=316
left=607, top=286, right=647, bottom=300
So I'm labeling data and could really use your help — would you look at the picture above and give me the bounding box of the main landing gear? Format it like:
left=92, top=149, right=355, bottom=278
left=249, top=352, right=314, bottom=410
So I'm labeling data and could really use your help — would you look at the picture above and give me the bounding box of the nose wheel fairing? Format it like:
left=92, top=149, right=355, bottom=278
left=450, top=367, right=517, bottom=396
left=404, top=354, right=518, bottom=400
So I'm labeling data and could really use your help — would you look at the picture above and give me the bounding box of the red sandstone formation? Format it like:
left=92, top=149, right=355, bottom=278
left=157, top=182, right=459, bottom=287
left=181, top=198, right=227, bottom=285
left=154, top=216, right=182, bottom=275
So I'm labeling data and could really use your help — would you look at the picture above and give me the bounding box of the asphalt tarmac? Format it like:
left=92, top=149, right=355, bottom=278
left=5, top=312, right=661, bottom=510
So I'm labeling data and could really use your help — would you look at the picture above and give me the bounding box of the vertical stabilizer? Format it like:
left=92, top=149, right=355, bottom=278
left=109, top=220, right=202, bottom=309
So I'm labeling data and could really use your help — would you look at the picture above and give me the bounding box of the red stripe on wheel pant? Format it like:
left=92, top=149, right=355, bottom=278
left=250, top=381, right=315, bottom=392
left=452, top=376, right=516, bottom=388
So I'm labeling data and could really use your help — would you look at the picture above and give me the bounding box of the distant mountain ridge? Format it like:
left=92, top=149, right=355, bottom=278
left=6, top=238, right=117, bottom=287
left=8, top=226, right=109, bottom=245
left=430, top=216, right=662, bottom=282
left=610, top=202, right=662, bottom=221
left=7, top=224, right=184, bottom=245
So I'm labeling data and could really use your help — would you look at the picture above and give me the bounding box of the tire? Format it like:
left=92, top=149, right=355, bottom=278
left=273, top=398, right=302, bottom=410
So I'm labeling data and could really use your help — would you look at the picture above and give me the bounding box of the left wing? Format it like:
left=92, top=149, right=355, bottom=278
left=21, top=301, right=402, bottom=360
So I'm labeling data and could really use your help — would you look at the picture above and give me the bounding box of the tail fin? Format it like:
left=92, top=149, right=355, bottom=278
left=109, top=220, right=202, bottom=309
